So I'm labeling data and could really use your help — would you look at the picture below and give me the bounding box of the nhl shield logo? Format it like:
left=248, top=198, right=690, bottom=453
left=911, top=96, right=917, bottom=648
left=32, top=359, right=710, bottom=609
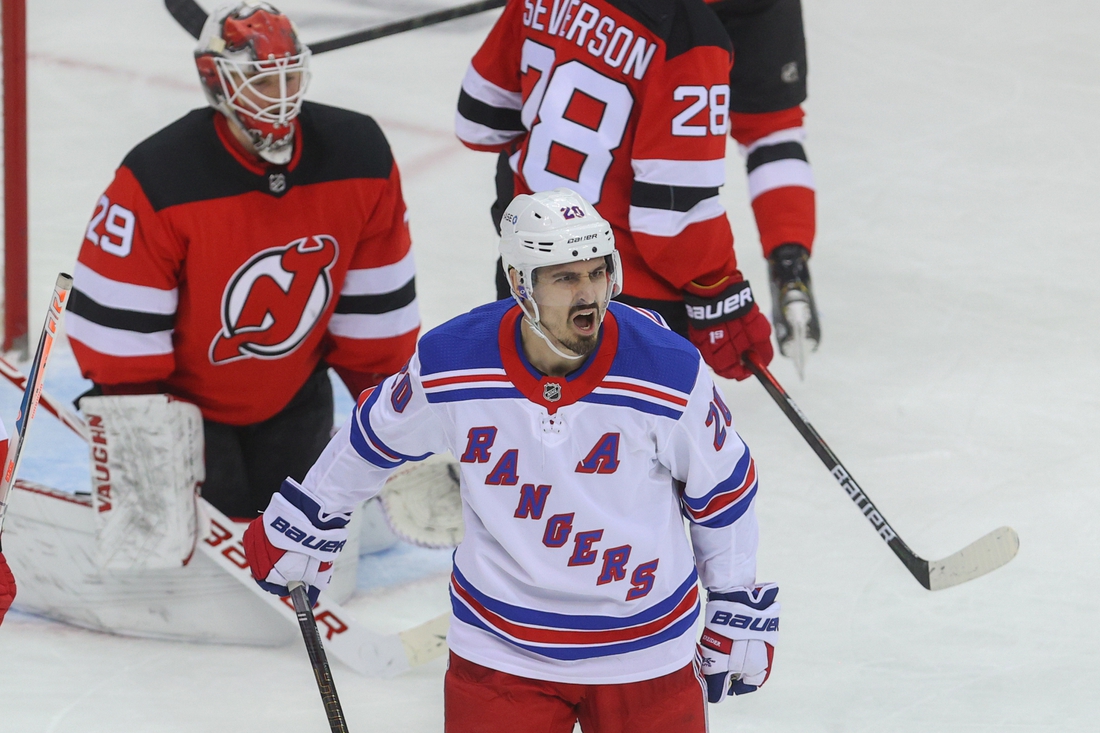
left=543, top=382, right=563, bottom=402
left=209, top=235, right=339, bottom=364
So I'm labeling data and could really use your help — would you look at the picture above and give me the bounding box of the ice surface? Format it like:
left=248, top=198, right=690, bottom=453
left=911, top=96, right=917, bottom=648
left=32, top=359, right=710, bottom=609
left=1, top=0, right=1098, bottom=730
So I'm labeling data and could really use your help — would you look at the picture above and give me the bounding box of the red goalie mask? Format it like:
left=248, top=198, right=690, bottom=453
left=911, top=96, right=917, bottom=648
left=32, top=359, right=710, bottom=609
left=195, top=2, right=311, bottom=164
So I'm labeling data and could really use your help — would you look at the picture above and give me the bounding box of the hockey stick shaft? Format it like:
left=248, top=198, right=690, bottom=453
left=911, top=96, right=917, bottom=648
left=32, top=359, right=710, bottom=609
left=308, top=0, right=506, bottom=54
left=0, top=354, right=89, bottom=442
left=742, top=352, right=932, bottom=587
left=0, top=273, right=74, bottom=540
left=288, top=581, right=351, bottom=733
left=164, top=0, right=505, bottom=52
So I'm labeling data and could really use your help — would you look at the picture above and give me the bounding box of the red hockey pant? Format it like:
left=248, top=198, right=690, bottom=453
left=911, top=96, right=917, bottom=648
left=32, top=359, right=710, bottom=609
left=444, top=652, right=707, bottom=733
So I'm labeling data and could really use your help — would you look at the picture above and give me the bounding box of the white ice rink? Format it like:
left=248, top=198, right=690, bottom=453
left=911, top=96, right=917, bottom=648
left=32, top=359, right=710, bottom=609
left=2, top=0, right=1098, bottom=730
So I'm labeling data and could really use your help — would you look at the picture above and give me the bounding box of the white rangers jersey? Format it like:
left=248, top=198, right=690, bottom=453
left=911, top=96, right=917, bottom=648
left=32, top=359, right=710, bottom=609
left=300, top=300, right=760, bottom=684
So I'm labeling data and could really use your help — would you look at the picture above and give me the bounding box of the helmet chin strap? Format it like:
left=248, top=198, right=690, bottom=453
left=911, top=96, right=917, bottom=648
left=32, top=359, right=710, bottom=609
left=514, top=281, right=615, bottom=363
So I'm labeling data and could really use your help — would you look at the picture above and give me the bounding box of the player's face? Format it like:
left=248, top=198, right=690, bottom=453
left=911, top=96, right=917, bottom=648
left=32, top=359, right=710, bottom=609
left=531, top=259, right=610, bottom=356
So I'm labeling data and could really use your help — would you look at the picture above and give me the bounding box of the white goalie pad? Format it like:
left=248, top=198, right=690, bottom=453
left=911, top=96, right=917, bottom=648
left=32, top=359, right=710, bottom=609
left=82, top=394, right=204, bottom=571
left=378, top=453, right=464, bottom=548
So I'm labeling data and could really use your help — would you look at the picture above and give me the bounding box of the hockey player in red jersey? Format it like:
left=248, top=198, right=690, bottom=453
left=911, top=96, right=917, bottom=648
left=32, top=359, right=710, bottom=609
left=243, top=189, right=781, bottom=730
left=709, top=0, right=820, bottom=377
left=0, top=552, right=13, bottom=626
left=68, top=3, right=419, bottom=519
left=455, top=0, right=774, bottom=382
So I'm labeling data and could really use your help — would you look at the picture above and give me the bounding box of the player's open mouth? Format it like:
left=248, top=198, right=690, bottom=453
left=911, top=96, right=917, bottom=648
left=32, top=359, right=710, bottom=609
left=572, top=309, right=596, bottom=334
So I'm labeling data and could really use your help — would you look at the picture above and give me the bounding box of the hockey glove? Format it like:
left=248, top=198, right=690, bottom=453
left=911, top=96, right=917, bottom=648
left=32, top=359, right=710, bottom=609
left=0, top=551, right=15, bottom=626
left=684, top=279, right=774, bottom=381
left=242, top=479, right=350, bottom=606
left=698, top=583, right=780, bottom=702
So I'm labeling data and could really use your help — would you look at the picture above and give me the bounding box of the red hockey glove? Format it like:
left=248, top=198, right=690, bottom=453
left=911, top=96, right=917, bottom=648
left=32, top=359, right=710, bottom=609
left=0, top=551, right=16, bottom=626
left=698, top=583, right=781, bottom=702
left=684, top=279, right=774, bottom=381
left=242, top=479, right=350, bottom=606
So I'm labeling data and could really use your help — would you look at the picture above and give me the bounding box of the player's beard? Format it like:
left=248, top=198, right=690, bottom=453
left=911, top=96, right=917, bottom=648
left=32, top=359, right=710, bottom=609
left=547, top=302, right=602, bottom=357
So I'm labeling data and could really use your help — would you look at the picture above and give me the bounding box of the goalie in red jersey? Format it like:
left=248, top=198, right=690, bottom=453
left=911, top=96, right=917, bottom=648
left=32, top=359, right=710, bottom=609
left=456, top=0, right=775, bottom=382
left=68, top=3, right=419, bottom=520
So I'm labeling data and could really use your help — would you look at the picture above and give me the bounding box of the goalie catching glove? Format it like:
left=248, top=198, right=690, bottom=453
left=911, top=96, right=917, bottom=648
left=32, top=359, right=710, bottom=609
left=698, top=583, right=780, bottom=702
left=684, top=278, right=774, bottom=381
left=242, top=479, right=351, bottom=606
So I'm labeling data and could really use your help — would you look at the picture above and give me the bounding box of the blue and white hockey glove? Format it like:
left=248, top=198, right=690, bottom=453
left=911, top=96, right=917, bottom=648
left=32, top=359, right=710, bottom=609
left=242, top=479, right=350, bottom=605
left=698, top=583, right=780, bottom=702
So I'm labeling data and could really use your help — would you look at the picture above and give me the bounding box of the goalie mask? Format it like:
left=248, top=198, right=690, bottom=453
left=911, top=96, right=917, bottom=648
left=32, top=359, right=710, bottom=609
left=195, top=2, right=311, bottom=165
left=499, top=188, right=622, bottom=360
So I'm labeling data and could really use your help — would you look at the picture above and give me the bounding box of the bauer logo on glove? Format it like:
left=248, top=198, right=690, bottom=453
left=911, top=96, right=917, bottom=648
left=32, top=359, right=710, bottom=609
left=242, top=478, right=351, bottom=605
left=698, top=583, right=780, bottom=703
left=684, top=281, right=755, bottom=324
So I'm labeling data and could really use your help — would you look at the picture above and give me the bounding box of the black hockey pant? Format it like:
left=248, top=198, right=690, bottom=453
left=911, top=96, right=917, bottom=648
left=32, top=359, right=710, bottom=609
left=201, top=368, right=334, bottom=520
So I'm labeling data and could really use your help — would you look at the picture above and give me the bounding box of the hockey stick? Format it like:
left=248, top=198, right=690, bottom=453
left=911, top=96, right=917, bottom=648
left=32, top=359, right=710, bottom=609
left=165, top=0, right=505, bottom=52
left=0, top=274, right=73, bottom=541
left=742, top=351, right=1019, bottom=590
left=288, top=581, right=351, bottom=733
left=0, top=359, right=451, bottom=674
left=0, top=355, right=89, bottom=442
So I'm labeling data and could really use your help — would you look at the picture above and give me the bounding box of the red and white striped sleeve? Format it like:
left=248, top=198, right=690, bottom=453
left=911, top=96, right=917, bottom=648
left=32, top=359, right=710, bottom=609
left=324, top=162, right=419, bottom=387
left=731, top=105, right=816, bottom=257
left=454, top=0, right=526, bottom=152
left=629, top=42, right=741, bottom=289
left=68, top=166, right=182, bottom=387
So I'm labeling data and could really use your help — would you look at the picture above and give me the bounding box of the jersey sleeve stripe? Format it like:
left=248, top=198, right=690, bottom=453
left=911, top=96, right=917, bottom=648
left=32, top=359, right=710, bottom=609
left=695, top=487, right=757, bottom=529
left=460, top=64, right=523, bottom=111
left=455, top=113, right=525, bottom=149
left=631, top=158, right=726, bottom=188
left=745, top=141, right=808, bottom=172
left=327, top=300, right=419, bottom=340
left=349, top=384, right=431, bottom=467
left=631, top=182, right=721, bottom=213
left=746, top=159, right=815, bottom=199
left=629, top=196, right=725, bottom=237
left=66, top=312, right=174, bottom=357
left=738, top=126, right=806, bottom=157
left=458, top=90, right=525, bottom=133
left=68, top=288, right=175, bottom=334
left=335, top=278, right=416, bottom=315
left=341, top=250, right=416, bottom=295
left=72, top=262, right=178, bottom=314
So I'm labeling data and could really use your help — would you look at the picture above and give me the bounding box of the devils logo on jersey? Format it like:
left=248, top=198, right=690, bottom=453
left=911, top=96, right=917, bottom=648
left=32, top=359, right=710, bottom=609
left=210, top=235, right=339, bottom=364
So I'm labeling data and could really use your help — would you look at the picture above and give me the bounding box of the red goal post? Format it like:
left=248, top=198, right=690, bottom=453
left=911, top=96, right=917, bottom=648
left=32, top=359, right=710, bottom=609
left=2, top=0, right=28, bottom=357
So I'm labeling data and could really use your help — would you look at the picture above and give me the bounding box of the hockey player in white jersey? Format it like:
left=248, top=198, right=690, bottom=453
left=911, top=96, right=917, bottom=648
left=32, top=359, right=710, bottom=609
left=243, top=189, right=780, bottom=731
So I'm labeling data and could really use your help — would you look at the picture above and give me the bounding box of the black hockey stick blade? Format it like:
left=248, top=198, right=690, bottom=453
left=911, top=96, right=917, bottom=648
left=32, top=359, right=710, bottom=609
left=288, top=582, right=351, bottom=733
left=742, top=352, right=1020, bottom=590
left=164, top=0, right=505, bottom=52
left=164, top=0, right=207, bottom=40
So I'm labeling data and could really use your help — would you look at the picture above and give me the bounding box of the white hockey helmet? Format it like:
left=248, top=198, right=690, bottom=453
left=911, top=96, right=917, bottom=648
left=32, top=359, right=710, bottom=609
left=498, top=188, right=623, bottom=304
left=195, top=2, right=311, bottom=165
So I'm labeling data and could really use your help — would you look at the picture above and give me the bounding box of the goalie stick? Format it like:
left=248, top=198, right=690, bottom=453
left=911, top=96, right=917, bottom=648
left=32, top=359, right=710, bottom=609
left=164, top=0, right=506, bottom=52
left=0, top=361, right=450, bottom=675
left=743, top=351, right=1019, bottom=591
left=0, top=273, right=73, bottom=541
left=288, top=581, right=351, bottom=733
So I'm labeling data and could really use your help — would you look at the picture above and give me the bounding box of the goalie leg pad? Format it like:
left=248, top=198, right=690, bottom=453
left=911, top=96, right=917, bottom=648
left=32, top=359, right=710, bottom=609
left=82, top=394, right=204, bottom=570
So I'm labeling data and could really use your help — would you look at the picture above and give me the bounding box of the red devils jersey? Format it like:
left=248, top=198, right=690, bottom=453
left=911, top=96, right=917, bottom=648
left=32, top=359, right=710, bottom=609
left=69, top=102, right=419, bottom=425
left=456, top=0, right=741, bottom=301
